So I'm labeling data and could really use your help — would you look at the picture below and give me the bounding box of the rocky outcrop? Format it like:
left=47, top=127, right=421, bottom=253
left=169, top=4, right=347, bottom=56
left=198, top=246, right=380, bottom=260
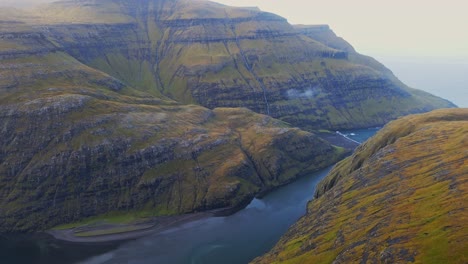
left=253, top=109, right=468, bottom=263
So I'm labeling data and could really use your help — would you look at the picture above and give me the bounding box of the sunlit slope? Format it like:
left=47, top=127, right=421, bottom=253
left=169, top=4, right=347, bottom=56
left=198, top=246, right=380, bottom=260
left=23, top=0, right=456, bottom=130
left=254, top=108, right=468, bottom=263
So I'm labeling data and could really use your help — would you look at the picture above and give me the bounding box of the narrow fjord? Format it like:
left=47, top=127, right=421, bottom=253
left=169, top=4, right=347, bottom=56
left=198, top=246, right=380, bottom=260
left=0, top=0, right=464, bottom=263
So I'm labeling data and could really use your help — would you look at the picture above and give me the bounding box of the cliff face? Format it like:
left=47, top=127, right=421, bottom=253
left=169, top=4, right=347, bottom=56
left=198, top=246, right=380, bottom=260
left=295, top=24, right=392, bottom=75
left=0, top=18, right=344, bottom=232
left=27, top=0, right=454, bottom=131
left=253, top=109, right=468, bottom=263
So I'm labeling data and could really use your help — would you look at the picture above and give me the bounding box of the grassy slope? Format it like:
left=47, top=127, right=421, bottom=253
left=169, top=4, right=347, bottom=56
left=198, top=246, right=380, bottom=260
left=253, top=108, right=468, bottom=263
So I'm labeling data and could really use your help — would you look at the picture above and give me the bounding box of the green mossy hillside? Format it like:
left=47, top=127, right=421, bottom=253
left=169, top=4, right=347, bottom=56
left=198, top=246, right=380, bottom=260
left=253, top=108, right=468, bottom=263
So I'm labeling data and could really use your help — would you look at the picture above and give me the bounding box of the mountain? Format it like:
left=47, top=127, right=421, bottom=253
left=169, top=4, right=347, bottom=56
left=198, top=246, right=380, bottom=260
left=14, top=0, right=455, bottom=130
left=253, top=108, right=468, bottom=263
left=0, top=24, right=345, bottom=232
left=0, top=0, right=456, bottom=232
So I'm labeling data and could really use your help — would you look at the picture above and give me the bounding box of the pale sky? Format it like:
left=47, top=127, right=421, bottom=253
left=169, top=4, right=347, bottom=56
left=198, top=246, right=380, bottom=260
left=211, top=0, right=468, bottom=58
left=3, top=0, right=467, bottom=58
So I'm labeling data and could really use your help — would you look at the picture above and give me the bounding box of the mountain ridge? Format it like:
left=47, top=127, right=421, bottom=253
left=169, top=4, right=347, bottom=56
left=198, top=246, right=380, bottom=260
left=2, top=0, right=455, bottom=129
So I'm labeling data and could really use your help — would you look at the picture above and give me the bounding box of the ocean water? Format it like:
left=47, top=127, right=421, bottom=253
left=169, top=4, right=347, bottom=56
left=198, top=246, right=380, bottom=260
left=375, top=55, right=468, bottom=108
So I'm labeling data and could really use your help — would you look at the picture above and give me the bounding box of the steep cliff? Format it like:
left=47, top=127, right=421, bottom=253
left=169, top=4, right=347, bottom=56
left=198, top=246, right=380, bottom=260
left=24, top=0, right=455, bottom=131
left=0, top=18, right=344, bottom=232
left=253, top=108, right=468, bottom=263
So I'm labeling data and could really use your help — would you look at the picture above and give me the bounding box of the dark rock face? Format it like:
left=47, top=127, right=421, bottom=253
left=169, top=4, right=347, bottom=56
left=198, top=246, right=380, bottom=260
left=253, top=109, right=468, bottom=263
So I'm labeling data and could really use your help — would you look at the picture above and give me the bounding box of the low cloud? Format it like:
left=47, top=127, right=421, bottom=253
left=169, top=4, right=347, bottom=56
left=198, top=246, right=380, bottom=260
left=286, top=86, right=320, bottom=99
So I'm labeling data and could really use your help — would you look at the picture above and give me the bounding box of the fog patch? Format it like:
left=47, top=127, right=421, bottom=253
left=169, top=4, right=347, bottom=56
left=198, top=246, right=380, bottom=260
left=286, top=86, right=320, bottom=99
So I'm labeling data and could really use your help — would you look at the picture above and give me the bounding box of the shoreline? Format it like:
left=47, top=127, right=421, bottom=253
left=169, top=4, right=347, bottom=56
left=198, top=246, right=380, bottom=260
left=334, top=131, right=361, bottom=144
left=46, top=211, right=216, bottom=243
left=47, top=130, right=361, bottom=244
left=317, top=130, right=360, bottom=150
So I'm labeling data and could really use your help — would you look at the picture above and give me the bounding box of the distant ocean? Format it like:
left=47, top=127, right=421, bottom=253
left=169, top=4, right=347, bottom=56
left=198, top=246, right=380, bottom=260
left=375, top=55, right=468, bottom=108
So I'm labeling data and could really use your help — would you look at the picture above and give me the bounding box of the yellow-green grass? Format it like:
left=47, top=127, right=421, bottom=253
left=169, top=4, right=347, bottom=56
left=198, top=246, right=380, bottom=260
left=254, top=109, right=468, bottom=263
left=52, top=212, right=143, bottom=230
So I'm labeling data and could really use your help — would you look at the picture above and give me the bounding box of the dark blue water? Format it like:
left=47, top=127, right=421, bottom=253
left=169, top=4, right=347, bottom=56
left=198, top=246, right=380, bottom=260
left=0, top=234, right=121, bottom=264
left=0, top=129, right=378, bottom=264
left=339, top=127, right=382, bottom=143
left=82, top=168, right=332, bottom=264
left=80, top=129, right=378, bottom=264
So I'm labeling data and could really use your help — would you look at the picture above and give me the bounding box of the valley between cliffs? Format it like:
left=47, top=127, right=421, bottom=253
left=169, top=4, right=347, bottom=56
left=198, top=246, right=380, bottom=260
left=0, top=0, right=457, bottom=234
left=253, top=108, right=468, bottom=264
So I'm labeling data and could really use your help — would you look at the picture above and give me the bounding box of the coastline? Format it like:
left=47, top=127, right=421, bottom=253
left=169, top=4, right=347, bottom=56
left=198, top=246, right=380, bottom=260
left=47, top=211, right=215, bottom=243
left=46, top=131, right=360, bottom=244
left=317, top=130, right=360, bottom=150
